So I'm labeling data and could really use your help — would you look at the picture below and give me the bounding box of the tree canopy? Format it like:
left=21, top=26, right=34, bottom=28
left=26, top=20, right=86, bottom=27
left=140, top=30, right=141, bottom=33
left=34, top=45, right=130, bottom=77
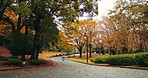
left=0, top=0, right=98, bottom=59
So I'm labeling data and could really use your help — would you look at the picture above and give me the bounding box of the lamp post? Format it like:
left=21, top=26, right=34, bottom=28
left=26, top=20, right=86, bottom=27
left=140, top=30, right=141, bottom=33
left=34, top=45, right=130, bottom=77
left=84, top=33, right=89, bottom=63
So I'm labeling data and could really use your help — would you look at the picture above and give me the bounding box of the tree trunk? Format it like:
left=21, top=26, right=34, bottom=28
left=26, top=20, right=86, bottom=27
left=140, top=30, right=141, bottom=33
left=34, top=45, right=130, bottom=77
left=30, top=18, right=41, bottom=59
left=89, top=47, right=92, bottom=57
left=17, top=15, right=22, bottom=31
left=79, top=50, right=82, bottom=58
left=30, top=31, right=38, bottom=59
left=21, top=26, right=28, bottom=60
left=101, top=45, right=105, bottom=55
left=102, top=49, right=105, bottom=55
left=30, top=48, right=36, bottom=59
left=78, top=48, right=82, bottom=58
left=35, top=49, right=40, bottom=59
left=21, top=54, right=25, bottom=60
left=36, top=52, right=39, bottom=59
left=139, top=35, right=143, bottom=52
left=109, top=47, right=112, bottom=55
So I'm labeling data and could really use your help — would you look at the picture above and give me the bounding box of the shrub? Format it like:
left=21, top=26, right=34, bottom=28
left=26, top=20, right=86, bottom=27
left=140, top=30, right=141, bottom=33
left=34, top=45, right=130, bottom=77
left=5, top=59, right=22, bottom=66
left=90, top=58, right=96, bottom=62
left=0, top=56, right=6, bottom=61
left=92, top=52, right=148, bottom=66
left=6, top=32, right=32, bottom=56
left=108, top=54, right=136, bottom=65
left=93, top=56, right=109, bottom=63
left=135, top=52, right=148, bottom=67
left=92, top=54, right=136, bottom=66
left=27, top=60, right=43, bottom=65
left=6, top=56, right=19, bottom=60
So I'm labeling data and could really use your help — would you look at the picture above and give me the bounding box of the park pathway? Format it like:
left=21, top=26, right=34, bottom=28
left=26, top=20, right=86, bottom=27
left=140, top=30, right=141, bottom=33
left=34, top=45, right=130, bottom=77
left=0, top=57, right=147, bottom=78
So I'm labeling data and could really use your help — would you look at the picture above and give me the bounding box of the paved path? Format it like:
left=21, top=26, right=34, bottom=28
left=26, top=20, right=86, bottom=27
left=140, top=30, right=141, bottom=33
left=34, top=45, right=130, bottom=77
left=0, top=57, right=148, bottom=78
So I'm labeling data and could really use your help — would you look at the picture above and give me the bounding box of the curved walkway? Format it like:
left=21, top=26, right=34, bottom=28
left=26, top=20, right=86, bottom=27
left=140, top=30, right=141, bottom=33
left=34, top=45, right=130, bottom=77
left=0, top=57, right=147, bottom=78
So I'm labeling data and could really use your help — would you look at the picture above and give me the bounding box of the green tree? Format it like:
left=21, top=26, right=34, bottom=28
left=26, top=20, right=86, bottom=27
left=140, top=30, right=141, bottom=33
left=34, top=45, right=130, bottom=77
left=7, top=32, right=33, bottom=59
left=28, top=0, right=97, bottom=59
left=0, top=0, right=97, bottom=59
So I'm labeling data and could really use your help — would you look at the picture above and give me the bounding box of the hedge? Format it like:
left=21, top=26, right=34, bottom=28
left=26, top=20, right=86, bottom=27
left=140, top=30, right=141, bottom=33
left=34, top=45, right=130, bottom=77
left=6, top=56, right=19, bottom=60
left=26, top=60, right=43, bottom=65
left=91, top=56, right=110, bottom=64
left=5, top=59, right=22, bottom=66
left=107, top=54, right=136, bottom=65
left=91, top=52, right=148, bottom=66
left=135, top=52, right=148, bottom=67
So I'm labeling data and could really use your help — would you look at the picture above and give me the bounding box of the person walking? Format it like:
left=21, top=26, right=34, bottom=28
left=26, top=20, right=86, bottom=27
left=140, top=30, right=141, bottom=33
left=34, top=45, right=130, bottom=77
left=62, top=55, right=66, bottom=62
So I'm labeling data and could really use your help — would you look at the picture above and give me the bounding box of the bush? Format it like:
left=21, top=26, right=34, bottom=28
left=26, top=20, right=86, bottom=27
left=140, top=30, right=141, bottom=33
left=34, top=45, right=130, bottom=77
left=27, top=60, right=43, bottom=65
left=108, top=54, right=136, bottom=65
left=92, top=56, right=109, bottom=64
left=0, top=56, right=6, bottom=61
left=6, top=56, right=19, bottom=60
left=92, top=54, right=136, bottom=66
left=135, top=52, right=148, bottom=67
left=92, top=52, right=148, bottom=66
left=6, top=32, right=32, bottom=56
left=5, top=59, right=22, bottom=66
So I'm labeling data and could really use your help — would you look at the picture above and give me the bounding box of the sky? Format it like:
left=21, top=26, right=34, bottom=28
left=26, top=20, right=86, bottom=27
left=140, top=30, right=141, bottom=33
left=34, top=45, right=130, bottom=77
left=94, top=0, right=148, bottom=20
left=98, top=0, right=117, bottom=18
left=80, top=0, right=117, bottom=20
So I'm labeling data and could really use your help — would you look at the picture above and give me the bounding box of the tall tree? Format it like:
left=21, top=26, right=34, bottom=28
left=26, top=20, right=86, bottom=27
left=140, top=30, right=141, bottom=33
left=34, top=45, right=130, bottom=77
left=0, top=0, right=98, bottom=59
left=62, top=20, right=97, bottom=58
left=97, top=0, right=148, bottom=54
left=28, top=0, right=97, bottom=59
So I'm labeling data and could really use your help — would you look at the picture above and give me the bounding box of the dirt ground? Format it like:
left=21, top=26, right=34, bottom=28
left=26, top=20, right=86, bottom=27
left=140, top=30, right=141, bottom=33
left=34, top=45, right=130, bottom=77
left=0, top=47, right=12, bottom=57
left=39, top=51, right=64, bottom=58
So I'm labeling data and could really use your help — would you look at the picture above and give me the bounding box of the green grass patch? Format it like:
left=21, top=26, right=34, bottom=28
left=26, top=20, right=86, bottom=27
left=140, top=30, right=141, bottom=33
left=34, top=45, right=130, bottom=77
left=67, top=58, right=109, bottom=66
left=67, top=58, right=93, bottom=63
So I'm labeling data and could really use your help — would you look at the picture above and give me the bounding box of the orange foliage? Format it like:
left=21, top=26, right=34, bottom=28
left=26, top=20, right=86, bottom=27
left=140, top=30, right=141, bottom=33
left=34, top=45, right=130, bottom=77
left=0, top=21, right=12, bottom=36
left=60, top=20, right=98, bottom=49
left=20, top=26, right=26, bottom=33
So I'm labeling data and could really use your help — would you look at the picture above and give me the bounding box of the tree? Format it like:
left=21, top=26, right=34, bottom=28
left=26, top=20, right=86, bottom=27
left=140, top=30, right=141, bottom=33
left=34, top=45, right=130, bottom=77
left=96, top=0, right=148, bottom=55
left=28, top=0, right=97, bottom=59
left=0, top=0, right=12, bottom=22
left=62, top=20, right=97, bottom=58
left=7, top=32, right=33, bottom=59
left=1, top=1, right=33, bottom=59
left=0, top=0, right=98, bottom=59
left=127, top=2, right=148, bottom=52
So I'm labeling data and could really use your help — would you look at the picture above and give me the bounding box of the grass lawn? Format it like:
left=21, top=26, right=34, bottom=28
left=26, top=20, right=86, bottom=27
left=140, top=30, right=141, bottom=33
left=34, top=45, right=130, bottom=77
left=67, top=58, right=93, bottom=64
